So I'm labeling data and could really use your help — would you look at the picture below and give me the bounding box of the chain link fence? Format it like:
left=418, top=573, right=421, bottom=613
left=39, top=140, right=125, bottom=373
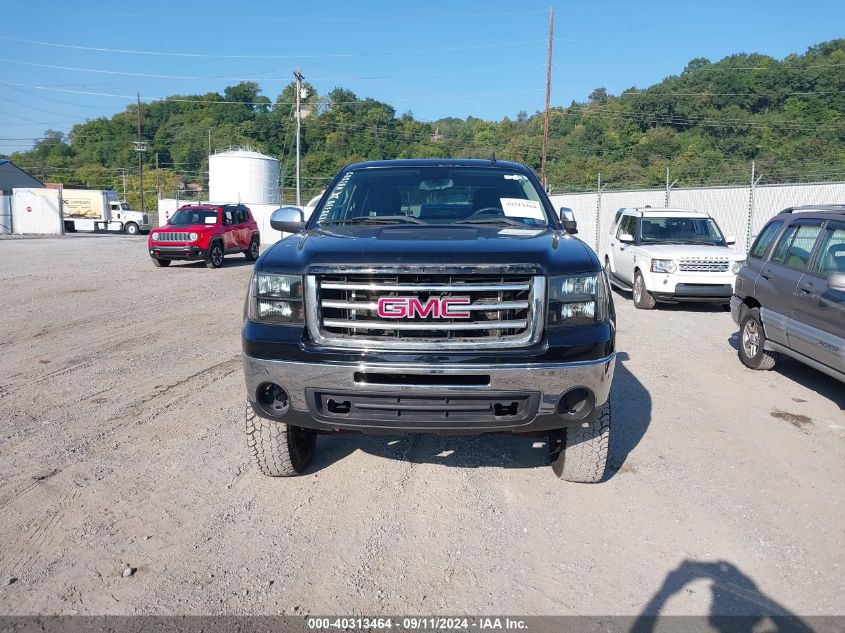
left=550, top=180, right=845, bottom=257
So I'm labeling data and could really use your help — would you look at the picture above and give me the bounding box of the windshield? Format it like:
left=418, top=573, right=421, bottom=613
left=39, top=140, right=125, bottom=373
left=314, top=167, right=552, bottom=227
left=169, top=208, right=218, bottom=226
left=640, top=216, right=726, bottom=245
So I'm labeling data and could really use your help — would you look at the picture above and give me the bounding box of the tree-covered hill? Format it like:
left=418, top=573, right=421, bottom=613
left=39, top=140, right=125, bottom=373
left=6, top=39, right=844, bottom=209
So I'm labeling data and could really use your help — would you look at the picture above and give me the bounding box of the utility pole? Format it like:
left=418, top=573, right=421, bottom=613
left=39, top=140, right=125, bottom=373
left=294, top=69, right=304, bottom=206
left=540, top=6, right=554, bottom=189
left=746, top=160, right=763, bottom=251
left=664, top=166, right=677, bottom=207
left=121, top=169, right=127, bottom=199
left=208, top=128, right=212, bottom=156
left=134, top=93, right=146, bottom=212
left=595, top=173, right=605, bottom=252
left=155, top=152, right=160, bottom=200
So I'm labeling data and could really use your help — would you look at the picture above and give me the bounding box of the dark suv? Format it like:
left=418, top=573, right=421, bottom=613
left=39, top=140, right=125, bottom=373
left=731, top=205, right=845, bottom=383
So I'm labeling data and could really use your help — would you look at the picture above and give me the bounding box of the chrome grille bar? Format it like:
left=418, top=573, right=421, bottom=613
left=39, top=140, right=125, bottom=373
left=323, top=319, right=528, bottom=331
left=320, top=300, right=529, bottom=311
left=320, top=282, right=530, bottom=292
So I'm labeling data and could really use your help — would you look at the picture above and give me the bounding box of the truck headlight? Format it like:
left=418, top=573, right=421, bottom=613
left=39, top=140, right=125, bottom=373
left=248, top=273, right=304, bottom=323
left=650, top=259, right=677, bottom=273
left=189, top=232, right=199, bottom=242
left=548, top=272, right=609, bottom=326
left=731, top=260, right=745, bottom=274
left=151, top=232, right=159, bottom=240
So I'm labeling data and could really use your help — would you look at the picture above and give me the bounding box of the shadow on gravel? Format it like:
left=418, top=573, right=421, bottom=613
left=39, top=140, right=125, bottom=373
left=611, top=286, right=730, bottom=313
left=632, top=559, right=814, bottom=632
left=306, top=351, right=652, bottom=480
left=727, top=333, right=845, bottom=410
left=606, top=351, right=651, bottom=478
left=159, top=259, right=256, bottom=269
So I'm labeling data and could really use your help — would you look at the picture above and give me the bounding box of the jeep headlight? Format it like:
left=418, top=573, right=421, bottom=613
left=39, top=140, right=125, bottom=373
left=731, top=260, right=745, bottom=274
left=248, top=273, right=304, bottom=323
left=189, top=232, right=199, bottom=242
left=548, top=272, right=609, bottom=326
left=650, top=259, right=677, bottom=273
left=151, top=232, right=159, bottom=240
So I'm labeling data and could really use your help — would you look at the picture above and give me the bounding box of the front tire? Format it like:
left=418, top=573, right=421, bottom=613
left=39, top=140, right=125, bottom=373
left=152, top=258, right=171, bottom=267
left=633, top=271, right=656, bottom=310
left=244, top=238, right=260, bottom=261
left=739, top=308, right=778, bottom=370
left=245, top=401, right=317, bottom=477
left=125, top=222, right=139, bottom=235
left=206, top=242, right=224, bottom=268
left=550, top=402, right=611, bottom=483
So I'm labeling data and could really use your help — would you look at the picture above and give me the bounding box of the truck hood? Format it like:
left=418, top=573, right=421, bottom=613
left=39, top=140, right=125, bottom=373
left=634, top=244, right=744, bottom=260
left=259, top=225, right=599, bottom=275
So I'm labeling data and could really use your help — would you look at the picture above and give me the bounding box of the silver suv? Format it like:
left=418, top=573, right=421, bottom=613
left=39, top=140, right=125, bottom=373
left=731, top=205, right=845, bottom=383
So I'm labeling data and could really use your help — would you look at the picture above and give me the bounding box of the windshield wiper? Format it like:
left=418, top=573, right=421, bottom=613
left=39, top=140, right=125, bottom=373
left=322, top=215, right=424, bottom=226
left=455, top=217, right=527, bottom=227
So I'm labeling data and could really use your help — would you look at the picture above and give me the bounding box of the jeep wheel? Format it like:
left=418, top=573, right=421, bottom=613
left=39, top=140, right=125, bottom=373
left=550, top=402, right=611, bottom=483
left=632, top=271, right=656, bottom=310
left=206, top=242, right=224, bottom=268
left=125, top=222, right=139, bottom=235
left=152, top=258, right=171, bottom=268
left=739, top=308, right=778, bottom=370
left=246, top=401, right=316, bottom=476
left=244, top=238, right=260, bottom=261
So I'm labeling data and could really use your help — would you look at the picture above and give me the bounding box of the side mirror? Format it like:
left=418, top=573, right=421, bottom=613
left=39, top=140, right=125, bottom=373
left=725, top=235, right=737, bottom=246
left=619, top=233, right=635, bottom=244
left=270, top=206, right=305, bottom=233
left=559, top=207, right=577, bottom=235
left=828, top=272, right=845, bottom=292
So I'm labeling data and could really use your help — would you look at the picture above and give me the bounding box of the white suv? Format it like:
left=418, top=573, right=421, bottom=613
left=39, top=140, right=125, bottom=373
left=604, top=207, right=746, bottom=310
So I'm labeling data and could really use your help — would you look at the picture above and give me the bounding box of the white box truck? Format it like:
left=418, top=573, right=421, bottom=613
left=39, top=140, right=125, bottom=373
left=62, top=189, right=151, bottom=235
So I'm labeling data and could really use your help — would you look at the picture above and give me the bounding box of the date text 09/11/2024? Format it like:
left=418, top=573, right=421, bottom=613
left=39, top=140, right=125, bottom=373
left=306, top=617, right=528, bottom=630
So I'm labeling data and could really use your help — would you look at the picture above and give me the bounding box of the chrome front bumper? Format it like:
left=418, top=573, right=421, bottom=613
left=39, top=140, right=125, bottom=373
left=242, top=353, right=616, bottom=432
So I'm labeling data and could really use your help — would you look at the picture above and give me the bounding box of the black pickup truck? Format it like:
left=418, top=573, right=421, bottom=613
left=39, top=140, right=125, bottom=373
left=242, top=159, right=616, bottom=482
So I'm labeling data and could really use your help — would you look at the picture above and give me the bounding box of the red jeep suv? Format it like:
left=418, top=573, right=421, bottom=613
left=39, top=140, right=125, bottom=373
left=148, top=204, right=260, bottom=268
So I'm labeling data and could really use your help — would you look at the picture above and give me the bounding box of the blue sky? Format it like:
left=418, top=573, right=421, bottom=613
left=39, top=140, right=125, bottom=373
left=1, top=0, right=843, bottom=153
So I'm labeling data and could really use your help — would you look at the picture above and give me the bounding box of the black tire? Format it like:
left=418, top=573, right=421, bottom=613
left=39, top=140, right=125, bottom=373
left=632, top=271, right=656, bottom=310
left=550, top=402, right=611, bottom=483
left=206, top=242, right=224, bottom=268
left=244, top=237, right=260, bottom=261
left=124, top=222, right=139, bottom=235
left=152, top=258, right=171, bottom=267
left=738, top=308, right=778, bottom=370
left=245, top=401, right=316, bottom=477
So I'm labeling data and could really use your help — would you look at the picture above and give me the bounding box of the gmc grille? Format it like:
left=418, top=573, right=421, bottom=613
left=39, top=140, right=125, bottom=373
left=679, top=259, right=730, bottom=273
left=305, top=272, right=545, bottom=350
left=156, top=232, right=191, bottom=242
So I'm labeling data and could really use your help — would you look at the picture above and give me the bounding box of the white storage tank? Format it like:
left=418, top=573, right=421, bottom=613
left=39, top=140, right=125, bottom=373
left=208, top=148, right=280, bottom=205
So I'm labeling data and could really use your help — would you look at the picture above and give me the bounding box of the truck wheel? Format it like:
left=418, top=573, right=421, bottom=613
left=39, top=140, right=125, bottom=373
left=244, top=237, right=260, bottom=261
left=550, top=402, right=611, bottom=483
left=632, top=271, right=656, bottom=310
left=152, top=258, right=171, bottom=267
left=739, top=308, right=778, bottom=370
left=206, top=242, right=224, bottom=268
left=245, top=401, right=316, bottom=476
left=125, top=222, right=139, bottom=235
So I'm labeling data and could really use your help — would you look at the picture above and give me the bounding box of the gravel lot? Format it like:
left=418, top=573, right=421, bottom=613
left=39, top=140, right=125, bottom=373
left=0, top=234, right=843, bottom=617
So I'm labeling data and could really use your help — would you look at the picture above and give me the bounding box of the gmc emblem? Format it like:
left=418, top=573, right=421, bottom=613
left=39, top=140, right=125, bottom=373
left=377, top=296, right=471, bottom=319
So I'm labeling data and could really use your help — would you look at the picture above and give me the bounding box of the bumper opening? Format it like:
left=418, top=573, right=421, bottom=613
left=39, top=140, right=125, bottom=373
left=354, top=371, right=490, bottom=387
left=255, top=382, right=290, bottom=418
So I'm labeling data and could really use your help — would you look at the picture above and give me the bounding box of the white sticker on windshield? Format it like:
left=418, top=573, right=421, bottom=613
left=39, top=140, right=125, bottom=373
left=204, top=217, right=216, bottom=225
left=500, top=198, right=544, bottom=220
left=503, top=174, right=527, bottom=181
